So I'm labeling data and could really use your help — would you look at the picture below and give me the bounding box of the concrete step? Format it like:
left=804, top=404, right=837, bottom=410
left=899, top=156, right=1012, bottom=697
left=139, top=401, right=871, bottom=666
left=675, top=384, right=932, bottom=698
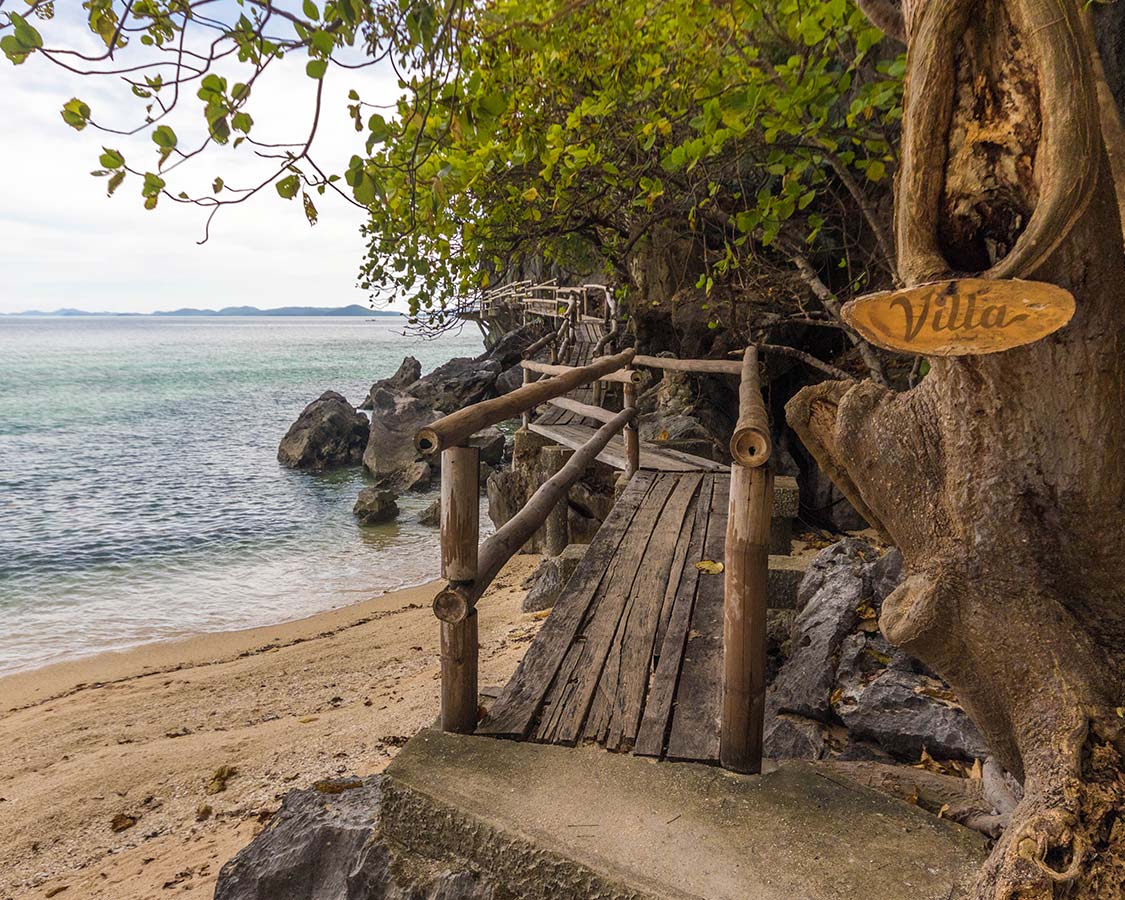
left=382, top=729, right=986, bottom=900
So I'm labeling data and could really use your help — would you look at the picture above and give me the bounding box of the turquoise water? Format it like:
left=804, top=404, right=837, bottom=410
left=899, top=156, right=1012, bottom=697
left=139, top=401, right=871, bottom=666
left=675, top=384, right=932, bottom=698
left=0, top=316, right=484, bottom=674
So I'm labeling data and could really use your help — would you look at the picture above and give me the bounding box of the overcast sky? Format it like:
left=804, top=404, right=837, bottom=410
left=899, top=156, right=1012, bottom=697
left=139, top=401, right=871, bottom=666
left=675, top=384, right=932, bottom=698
left=0, top=10, right=403, bottom=314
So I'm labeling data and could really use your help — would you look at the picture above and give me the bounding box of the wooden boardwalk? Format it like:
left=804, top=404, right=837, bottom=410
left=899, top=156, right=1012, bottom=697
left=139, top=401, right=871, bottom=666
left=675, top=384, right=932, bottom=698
left=479, top=469, right=732, bottom=763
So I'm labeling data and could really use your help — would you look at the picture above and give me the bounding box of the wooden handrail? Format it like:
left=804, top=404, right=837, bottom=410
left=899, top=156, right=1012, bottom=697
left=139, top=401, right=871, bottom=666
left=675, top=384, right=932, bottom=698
left=521, top=359, right=639, bottom=384
left=520, top=330, right=558, bottom=360
left=415, top=349, right=635, bottom=454
left=729, top=346, right=772, bottom=467
left=433, top=407, right=636, bottom=625
left=632, top=354, right=742, bottom=375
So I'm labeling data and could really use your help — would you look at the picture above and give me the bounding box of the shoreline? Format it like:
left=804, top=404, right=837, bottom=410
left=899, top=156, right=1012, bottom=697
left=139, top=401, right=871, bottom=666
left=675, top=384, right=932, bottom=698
left=0, top=578, right=444, bottom=714
left=0, top=555, right=543, bottom=900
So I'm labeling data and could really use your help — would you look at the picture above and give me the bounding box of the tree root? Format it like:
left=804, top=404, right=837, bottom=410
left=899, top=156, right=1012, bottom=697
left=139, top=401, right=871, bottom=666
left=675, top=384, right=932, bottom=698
left=980, top=723, right=1125, bottom=900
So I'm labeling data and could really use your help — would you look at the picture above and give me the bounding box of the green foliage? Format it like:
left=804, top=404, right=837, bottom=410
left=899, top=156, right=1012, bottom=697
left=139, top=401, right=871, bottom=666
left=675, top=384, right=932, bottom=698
left=356, top=0, right=903, bottom=317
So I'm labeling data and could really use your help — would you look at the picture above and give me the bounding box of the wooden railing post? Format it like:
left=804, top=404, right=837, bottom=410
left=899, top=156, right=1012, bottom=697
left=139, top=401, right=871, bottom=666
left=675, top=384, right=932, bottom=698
left=439, top=444, right=480, bottom=733
left=720, top=345, right=772, bottom=773
left=542, top=445, right=573, bottom=556
left=521, top=367, right=536, bottom=429
left=623, top=378, right=640, bottom=478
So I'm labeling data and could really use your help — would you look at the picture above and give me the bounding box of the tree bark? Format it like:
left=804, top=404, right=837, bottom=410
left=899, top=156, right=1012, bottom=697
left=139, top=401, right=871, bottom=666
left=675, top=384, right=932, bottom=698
left=787, top=0, right=1125, bottom=895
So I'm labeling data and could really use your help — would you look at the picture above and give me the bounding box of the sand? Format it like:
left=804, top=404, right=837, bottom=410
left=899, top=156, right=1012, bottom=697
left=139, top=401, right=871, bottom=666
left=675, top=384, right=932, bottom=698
left=0, top=555, right=544, bottom=900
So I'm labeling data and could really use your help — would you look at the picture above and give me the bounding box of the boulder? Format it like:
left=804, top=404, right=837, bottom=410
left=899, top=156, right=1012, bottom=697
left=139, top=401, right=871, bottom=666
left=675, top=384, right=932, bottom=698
left=763, top=713, right=827, bottom=760
left=469, top=426, right=506, bottom=467
left=494, top=364, right=524, bottom=396
left=380, top=460, right=432, bottom=494
left=215, top=776, right=496, bottom=900
left=278, top=391, right=370, bottom=470
left=419, top=499, right=441, bottom=527
left=521, top=544, right=587, bottom=612
left=353, top=488, right=399, bottom=525
left=362, top=395, right=437, bottom=488
left=768, top=539, right=874, bottom=721
left=407, top=357, right=502, bottom=414
left=359, top=357, right=422, bottom=409
left=835, top=667, right=990, bottom=762
left=479, top=322, right=548, bottom=368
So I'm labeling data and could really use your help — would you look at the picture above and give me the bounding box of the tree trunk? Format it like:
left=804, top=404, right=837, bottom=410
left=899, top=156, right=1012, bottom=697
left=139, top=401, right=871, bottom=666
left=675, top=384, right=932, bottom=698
left=786, top=0, right=1125, bottom=896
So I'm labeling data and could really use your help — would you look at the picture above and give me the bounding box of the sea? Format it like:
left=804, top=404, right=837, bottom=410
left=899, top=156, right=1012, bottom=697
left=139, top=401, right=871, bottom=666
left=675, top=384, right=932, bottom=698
left=0, top=315, right=484, bottom=675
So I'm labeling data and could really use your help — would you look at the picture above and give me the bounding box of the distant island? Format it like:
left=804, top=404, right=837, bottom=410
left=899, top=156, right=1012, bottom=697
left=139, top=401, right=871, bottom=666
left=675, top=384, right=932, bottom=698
left=3, top=304, right=403, bottom=318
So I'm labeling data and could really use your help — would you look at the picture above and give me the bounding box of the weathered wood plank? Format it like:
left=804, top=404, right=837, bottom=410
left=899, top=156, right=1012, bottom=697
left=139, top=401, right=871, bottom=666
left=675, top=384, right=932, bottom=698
left=633, top=475, right=716, bottom=758
left=539, top=474, right=678, bottom=746
left=665, top=476, right=730, bottom=762
left=607, top=472, right=703, bottom=751
left=476, top=471, right=657, bottom=738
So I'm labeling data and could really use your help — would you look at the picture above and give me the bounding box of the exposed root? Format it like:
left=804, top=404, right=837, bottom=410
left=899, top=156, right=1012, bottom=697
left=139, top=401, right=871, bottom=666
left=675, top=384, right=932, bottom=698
left=980, top=725, right=1125, bottom=900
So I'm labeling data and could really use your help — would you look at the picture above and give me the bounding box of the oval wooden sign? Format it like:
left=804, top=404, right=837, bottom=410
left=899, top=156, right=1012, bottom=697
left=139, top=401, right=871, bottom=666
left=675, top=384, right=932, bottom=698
left=841, top=278, right=1075, bottom=356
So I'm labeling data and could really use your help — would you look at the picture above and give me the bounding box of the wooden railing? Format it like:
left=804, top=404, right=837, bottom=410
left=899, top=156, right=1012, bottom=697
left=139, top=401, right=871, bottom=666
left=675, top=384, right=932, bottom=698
left=419, top=343, right=773, bottom=775
left=416, top=349, right=638, bottom=733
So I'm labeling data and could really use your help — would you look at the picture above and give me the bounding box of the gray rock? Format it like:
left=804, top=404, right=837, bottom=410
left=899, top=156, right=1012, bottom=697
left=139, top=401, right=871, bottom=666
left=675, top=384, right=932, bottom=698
left=837, top=668, right=990, bottom=762
left=768, top=539, right=873, bottom=721
left=469, top=426, right=506, bottom=467
left=408, top=357, right=502, bottom=414
left=278, top=391, right=370, bottom=470
left=215, top=776, right=496, bottom=900
left=362, top=395, right=437, bottom=484
left=521, top=544, right=587, bottom=612
left=379, top=460, right=432, bottom=494
left=479, top=322, right=548, bottom=368
left=764, top=714, right=826, bottom=760
left=494, top=364, right=524, bottom=396
left=359, top=357, right=422, bottom=409
left=353, top=488, right=399, bottom=525
left=419, top=499, right=441, bottom=527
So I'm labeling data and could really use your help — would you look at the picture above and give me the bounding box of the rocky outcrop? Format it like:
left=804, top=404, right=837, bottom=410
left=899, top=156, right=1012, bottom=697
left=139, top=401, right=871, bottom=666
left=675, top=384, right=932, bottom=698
left=359, top=356, right=423, bottom=409
left=407, top=358, right=503, bottom=414
left=765, top=539, right=988, bottom=764
left=353, top=488, right=399, bottom=525
left=362, top=393, right=437, bottom=492
left=419, top=499, right=441, bottom=527
left=278, top=392, right=370, bottom=471
left=215, top=776, right=496, bottom=900
left=521, top=544, right=587, bottom=612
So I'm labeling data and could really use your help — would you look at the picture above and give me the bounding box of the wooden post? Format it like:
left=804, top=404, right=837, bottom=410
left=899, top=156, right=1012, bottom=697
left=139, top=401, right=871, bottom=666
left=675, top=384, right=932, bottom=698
left=623, top=379, right=640, bottom=478
left=441, top=612, right=478, bottom=733
left=542, top=445, right=573, bottom=556
left=439, top=445, right=480, bottom=732
left=521, top=367, right=535, bottom=429
left=720, top=463, right=774, bottom=773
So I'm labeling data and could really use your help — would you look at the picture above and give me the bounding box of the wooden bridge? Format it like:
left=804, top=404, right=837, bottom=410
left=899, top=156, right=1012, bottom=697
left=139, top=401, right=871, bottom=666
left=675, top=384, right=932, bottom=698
left=415, top=288, right=779, bottom=772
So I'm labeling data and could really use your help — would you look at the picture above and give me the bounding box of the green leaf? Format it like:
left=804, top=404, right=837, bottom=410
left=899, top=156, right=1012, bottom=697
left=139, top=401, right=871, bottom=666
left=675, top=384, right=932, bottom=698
left=107, top=170, right=125, bottom=197
left=354, top=172, right=376, bottom=206
left=306, top=59, right=327, bottom=80
left=1, top=34, right=31, bottom=64
left=212, top=177, right=224, bottom=194
left=60, top=98, right=91, bottom=131
left=232, top=111, right=253, bottom=134
left=9, top=13, right=43, bottom=50
left=99, top=148, right=125, bottom=169
left=303, top=0, right=320, bottom=19
left=276, top=174, right=301, bottom=199
left=367, top=113, right=389, bottom=143
left=152, top=125, right=178, bottom=150
left=311, top=29, right=334, bottom=55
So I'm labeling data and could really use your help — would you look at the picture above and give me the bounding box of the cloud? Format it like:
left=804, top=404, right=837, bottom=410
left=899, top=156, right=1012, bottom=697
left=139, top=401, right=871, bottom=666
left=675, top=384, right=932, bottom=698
left=0, top=10, right=403, bottom=314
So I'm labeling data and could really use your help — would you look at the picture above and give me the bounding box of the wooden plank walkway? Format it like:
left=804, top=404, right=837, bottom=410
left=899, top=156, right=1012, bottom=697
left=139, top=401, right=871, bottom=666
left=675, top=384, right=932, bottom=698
left=478, top=470, right=731, bottom=763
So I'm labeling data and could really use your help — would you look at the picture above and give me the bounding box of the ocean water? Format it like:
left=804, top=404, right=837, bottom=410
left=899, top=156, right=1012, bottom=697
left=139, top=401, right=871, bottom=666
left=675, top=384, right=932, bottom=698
left=0, top=316, right=484, bottom=675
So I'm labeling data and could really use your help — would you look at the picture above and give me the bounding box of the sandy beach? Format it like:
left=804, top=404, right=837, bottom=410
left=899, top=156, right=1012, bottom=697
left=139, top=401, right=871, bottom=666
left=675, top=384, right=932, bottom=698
left=0, top=555, right=542, bottom=900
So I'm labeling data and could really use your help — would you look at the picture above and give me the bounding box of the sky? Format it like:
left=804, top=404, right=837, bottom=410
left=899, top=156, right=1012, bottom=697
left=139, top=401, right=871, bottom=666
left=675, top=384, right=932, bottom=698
left=0, top=7, right=403, bottom=314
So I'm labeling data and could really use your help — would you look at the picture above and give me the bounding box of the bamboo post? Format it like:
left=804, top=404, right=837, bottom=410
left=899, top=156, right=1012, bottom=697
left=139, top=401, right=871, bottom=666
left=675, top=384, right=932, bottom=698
left=521, top=367, right=536, bottom=429
left=720, top=465, right=773, bottom=772
left=439, top=445, right=480, bottom=733
left=729, top=346, right=772, bottom=467
left=542, top=445, right=573, bottom=556
left=623, top=379, right=640, bottom=478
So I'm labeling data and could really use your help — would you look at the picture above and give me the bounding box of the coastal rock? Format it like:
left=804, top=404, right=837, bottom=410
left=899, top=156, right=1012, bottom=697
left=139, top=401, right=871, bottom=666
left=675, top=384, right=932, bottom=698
left=215, top=776, right=496, bottom=900
left=763, top=713, right=826, bottom=760
left=494, top=364, right=525, bottom=396
left=469, top=426, right=506, bottom=467
left=362, top=395, right=437, bottom=487
left=521, top=544, right=587, bottom=612
left=278, top=392, right=370, bottom=470
left=359, top=356, right=422, bottom=409
left=419, top=499, right=441, bottom=527
left=480, top=322, right=548, bottom=368
left=353, top=488, right=399, bottom=525
left=407, top=357, right=502, bottom=414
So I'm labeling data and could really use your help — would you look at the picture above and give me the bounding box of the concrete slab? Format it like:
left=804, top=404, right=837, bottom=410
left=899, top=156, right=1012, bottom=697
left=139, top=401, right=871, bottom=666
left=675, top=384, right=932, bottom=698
left=382, top=729, right=985, bottom=900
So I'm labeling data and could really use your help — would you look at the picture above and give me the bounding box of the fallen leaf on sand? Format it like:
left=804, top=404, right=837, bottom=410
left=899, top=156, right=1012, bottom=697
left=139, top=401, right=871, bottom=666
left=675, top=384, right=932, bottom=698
left=696, top=560, right=724, bottom=575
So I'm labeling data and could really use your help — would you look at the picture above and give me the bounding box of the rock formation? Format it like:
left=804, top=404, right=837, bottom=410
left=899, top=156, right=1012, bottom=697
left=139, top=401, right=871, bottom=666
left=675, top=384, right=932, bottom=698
left=278, top=392, right=370, bottom=470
